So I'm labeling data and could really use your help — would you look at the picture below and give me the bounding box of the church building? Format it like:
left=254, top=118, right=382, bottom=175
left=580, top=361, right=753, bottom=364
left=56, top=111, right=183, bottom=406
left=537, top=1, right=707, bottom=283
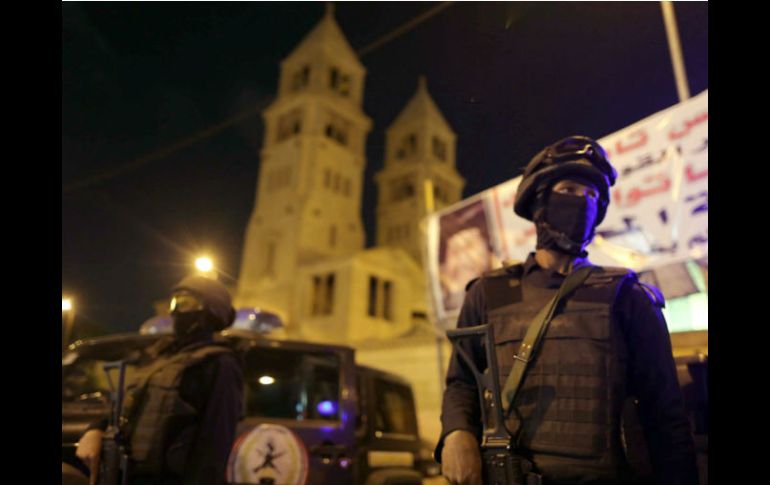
left=235, top=7, right=465, bottom=442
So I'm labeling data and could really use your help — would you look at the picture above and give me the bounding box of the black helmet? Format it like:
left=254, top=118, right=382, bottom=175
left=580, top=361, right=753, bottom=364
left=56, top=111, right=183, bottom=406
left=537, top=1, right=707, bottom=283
left=514, top=135, right=617, bottom=225
left=172, top=275, right=235, bottom=330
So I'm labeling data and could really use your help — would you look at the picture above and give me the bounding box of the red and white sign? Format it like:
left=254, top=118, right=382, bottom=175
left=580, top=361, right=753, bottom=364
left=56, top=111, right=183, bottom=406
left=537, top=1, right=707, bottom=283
left=426, top=90, right=708, bottom=324
left=227, top=424, right=309, bottom=485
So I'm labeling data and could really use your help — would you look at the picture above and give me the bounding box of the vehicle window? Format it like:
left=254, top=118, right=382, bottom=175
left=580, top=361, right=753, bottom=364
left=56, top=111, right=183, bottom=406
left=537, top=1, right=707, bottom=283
left=373, top=378, right=417, bottom=437
left=243, top=347, right=341, bottom=422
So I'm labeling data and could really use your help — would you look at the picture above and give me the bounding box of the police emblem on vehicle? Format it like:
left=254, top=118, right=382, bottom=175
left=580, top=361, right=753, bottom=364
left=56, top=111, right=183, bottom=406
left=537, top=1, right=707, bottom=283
left=227, top=424, right=309, bottom=485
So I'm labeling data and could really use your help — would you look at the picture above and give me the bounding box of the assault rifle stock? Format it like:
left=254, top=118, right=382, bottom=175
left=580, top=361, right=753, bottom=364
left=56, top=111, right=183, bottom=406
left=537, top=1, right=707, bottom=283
left=446, top=324, right=538, bottom=485
left=98, top=359, right=137, bottom=485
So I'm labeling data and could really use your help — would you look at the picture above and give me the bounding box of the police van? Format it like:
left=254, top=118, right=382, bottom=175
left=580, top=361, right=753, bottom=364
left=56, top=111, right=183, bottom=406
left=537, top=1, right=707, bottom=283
left=62, top=327, right=438, bottom=485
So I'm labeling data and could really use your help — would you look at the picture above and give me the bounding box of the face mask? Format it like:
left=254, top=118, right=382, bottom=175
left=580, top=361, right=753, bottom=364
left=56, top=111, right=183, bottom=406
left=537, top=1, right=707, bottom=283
left=535, top=192, right=598, bottom=255
left=172, top=310, right=206, bottom=338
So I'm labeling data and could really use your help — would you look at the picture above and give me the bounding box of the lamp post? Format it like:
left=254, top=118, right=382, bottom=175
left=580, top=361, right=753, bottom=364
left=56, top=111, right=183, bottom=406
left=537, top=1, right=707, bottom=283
left=661, top=1, right=690, bottom=103
left=62, top=297, right=75, bottom=352
left=423, top=178, right=448, bottom=395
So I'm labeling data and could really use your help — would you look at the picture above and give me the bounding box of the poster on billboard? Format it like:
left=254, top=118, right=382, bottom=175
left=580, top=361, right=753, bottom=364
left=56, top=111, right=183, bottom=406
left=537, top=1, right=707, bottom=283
left=425, top=90, right=708, bottom=331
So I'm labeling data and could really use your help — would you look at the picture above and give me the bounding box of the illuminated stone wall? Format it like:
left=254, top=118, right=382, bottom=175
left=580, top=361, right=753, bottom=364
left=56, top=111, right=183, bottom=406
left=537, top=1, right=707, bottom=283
left=375, top=77, right=465, bottom=266
left=236, top=9, right=371, bottom=321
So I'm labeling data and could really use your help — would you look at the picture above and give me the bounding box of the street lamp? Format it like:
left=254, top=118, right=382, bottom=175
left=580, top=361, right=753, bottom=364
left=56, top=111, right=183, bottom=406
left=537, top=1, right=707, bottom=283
left=62, top=297, right=75, bottom=352
left=194, top=256, right=217, bottom=279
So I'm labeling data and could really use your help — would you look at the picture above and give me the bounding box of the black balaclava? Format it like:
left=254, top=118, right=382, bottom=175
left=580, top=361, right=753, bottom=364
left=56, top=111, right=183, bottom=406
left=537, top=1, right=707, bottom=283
left=172, top=309, right=208, bottom=338
left=534, top=189, right=598, bottom=256
left=170, top=289, right=218, bottom=342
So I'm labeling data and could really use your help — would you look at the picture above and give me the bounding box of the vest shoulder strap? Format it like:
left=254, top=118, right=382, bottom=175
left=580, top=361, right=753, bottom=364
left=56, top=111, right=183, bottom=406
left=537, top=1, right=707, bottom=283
left=135, top=343, right=232, bottom=392
left=482, top=263, right=524, bottom=310
left=580, top=265, right=666, bottom=309
left=583, top=265, right=636, bottom=286
left=186, top=342, right=232, bottom=361
left=153, top=344, right=233, bottom=387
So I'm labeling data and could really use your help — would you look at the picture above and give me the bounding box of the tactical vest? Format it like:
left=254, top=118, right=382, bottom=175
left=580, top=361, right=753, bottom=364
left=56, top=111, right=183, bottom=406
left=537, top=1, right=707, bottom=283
left=483, top=263, right=638, bottom=483
left=121, top=342, right=232, bottom=475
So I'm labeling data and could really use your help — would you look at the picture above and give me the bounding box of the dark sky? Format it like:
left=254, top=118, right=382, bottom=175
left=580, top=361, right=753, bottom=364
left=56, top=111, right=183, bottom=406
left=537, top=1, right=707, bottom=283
left=62, top=2, right=708, bottom=335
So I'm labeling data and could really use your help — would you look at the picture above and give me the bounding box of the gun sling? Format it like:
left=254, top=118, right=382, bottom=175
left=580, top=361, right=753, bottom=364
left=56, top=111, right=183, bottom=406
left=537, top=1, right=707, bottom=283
left=501, top=265, right=594, bottom=416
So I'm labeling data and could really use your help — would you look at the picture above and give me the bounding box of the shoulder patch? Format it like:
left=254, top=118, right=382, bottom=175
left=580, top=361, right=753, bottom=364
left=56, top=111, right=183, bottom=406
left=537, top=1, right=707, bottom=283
left=639, top=282, right=666, bottom=309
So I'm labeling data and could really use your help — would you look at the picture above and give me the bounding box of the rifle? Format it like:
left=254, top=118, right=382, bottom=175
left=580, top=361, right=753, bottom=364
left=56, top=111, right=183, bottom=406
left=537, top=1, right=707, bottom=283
left=446, top=324, right=540, bottom=485
left=98, top=359, right=137, bottom=485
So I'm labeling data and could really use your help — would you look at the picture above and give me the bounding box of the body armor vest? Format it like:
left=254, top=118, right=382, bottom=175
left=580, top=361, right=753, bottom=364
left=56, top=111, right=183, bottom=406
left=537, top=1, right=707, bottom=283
left=122, top=342, right=232, bottom=475
left=483, top=263, right=637, bottom=482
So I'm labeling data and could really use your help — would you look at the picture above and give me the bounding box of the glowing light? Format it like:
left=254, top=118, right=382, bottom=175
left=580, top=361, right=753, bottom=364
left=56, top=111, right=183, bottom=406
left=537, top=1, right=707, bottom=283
left=258, top=376, right=275, bottom=385
left=317, top=400, right=337, bottom=416
left=195, top=257, right=214, bottom=273
left=62, top=298, right=73, bottom=312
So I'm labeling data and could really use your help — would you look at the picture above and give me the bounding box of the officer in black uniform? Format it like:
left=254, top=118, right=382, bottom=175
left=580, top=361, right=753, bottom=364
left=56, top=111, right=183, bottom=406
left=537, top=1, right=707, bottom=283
left=436, top=136, right=698, bottom=485
left=76, top=275, right=243, bottom=485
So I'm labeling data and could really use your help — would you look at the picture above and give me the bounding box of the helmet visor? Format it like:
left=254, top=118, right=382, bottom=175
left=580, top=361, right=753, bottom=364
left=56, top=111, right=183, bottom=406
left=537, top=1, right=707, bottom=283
left=169, top=291, right=205, bottom=314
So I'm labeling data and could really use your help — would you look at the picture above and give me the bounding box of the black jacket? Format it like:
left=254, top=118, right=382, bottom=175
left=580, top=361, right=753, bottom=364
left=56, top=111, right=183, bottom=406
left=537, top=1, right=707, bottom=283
left=87, top=333, right=243, bottom=485
left=436, top=253, right=698, bottom=485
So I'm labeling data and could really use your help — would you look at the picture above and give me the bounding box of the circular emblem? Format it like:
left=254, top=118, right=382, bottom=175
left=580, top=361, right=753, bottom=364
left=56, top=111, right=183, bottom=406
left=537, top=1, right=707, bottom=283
left=227, top=423, right=309, bottom=485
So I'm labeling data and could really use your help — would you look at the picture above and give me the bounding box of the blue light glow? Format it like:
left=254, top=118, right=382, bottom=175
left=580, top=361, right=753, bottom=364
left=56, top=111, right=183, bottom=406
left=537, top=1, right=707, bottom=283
left=317, top=400, right=337, bottom=416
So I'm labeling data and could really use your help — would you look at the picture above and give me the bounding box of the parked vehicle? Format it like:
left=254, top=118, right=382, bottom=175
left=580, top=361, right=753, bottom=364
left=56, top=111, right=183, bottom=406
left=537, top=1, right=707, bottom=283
left=62, top=328, right=437, bottom=484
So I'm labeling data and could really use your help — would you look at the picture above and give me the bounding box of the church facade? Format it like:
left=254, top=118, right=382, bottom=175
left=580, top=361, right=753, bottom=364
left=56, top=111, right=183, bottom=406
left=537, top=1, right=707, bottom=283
left=235, top=9, right=464, bottom=442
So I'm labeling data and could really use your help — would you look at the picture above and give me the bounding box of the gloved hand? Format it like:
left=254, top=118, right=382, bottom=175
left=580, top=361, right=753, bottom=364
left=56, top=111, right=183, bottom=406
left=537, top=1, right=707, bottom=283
left=441, top=429, right=482, bottom=485
left=76, top=429, right=103, bottom=485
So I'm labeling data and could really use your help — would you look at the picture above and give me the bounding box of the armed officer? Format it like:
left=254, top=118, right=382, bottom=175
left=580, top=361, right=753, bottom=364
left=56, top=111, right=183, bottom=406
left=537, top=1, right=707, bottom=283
left=76, top=275, right=243, bottom=485
left=436, top=136, right=698, bottom=485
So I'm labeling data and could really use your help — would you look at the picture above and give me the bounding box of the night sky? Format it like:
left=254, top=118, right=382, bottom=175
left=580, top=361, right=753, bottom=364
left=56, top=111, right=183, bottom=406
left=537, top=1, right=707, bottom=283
left=62, top=2, right=708, bottom=336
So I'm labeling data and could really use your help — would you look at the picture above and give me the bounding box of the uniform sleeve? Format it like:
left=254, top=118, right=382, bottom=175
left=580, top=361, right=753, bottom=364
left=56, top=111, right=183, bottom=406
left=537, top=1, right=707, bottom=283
left=616, top=280, right=699, bottom=485
left=183, top=353, right=244, bottom=485
left=434, top=279, right=487, bottom=462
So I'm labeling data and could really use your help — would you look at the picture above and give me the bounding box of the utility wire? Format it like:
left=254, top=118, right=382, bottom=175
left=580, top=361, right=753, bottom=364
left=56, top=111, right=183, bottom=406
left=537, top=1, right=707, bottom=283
left=357, top=2, right=454, bottom=57
left=63, top=2, right=455, bottom=194
left=62, top=101, right=270, bottom=194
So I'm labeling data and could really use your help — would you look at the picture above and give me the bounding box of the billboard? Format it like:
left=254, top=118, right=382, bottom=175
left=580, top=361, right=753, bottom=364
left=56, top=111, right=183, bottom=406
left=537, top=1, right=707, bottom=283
left=425, top=90, right=708, bottom=332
